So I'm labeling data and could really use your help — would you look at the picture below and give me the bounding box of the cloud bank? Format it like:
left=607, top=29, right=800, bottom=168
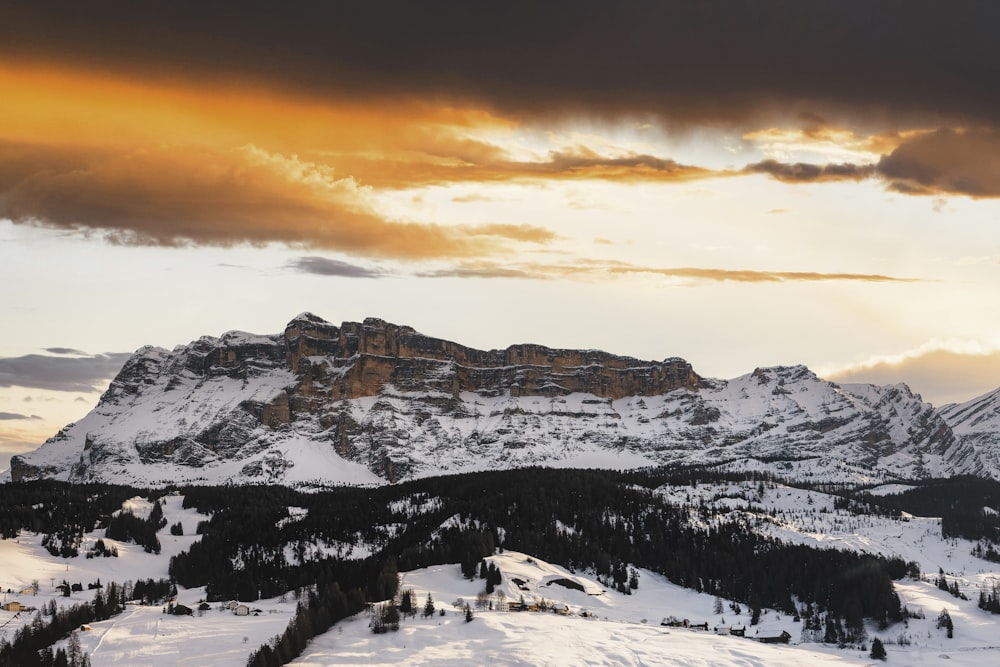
left=0, top=352, right=132, bottom=393
left=3, top=2, right=998, bottom=126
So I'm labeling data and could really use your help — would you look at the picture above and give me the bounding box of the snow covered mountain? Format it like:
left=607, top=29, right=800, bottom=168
left=940, top=387, right=1000, bottom=479
left=8, top=313, right=997, bottom=486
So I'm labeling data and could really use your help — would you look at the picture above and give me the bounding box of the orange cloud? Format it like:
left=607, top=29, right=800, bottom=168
left=827, top=347, right=1000, bottom=406
left=5, top=60, right=991, bottom=266
left=0, top=61, right=730, bottom=256
left=0, top=62, right=511, bottom=155
left=0, top=141, right=547, bottom=258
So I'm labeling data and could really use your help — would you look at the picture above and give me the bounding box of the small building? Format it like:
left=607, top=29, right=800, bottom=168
left=19, top=586, right=35, bottom=596
left=226, top=600, right=240, bottom=610
left=79, top=625, right=92, bottom=632
left=729, top=625, right=746, bottom=637
left=2, top=601, right=23, bottom=612
left=554, top=604, right=570, bottom=616
left=172, top=604, right=193, bottom=616
left=690, top=622, right=709, bottom=631
left=198, top=602, right=212, bottom=612
left=234, top=604, right=250, bottom=616
left=758, top=630, right=792, bottom=644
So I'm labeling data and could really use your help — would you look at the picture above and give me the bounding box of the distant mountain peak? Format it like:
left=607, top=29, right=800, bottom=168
left=9, top=314, right=1000, bottom=486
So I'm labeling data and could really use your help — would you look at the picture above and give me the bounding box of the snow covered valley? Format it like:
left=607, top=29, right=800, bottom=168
left=4, top=471, right=1000, bottom=665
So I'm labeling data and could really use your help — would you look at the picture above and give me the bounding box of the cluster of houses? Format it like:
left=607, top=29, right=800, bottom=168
left=480, top=599, right=792, bottom=645
left=660, top=618, right=791, bottom=644
left=224, top=600, right=263, bottom=616
left=166, top=599, right=263, bottom=617
left=506, top=600, right=571, bottom=615
left=4, top=586, right=267, bottom=622
left=1, top=585, right=39, bottom=613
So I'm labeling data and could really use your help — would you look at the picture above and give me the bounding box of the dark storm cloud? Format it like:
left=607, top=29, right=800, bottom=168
left=2, top=1, right=999, bottom=125
left=0, top=352, right=132, bottom=392
left=877, top=128, right=1000, bottom=197
left=744, top=160, right=876, bottom=184
left=287, top=257, right=385, bottom=278
left=742, top=127, right=1000, bottom=198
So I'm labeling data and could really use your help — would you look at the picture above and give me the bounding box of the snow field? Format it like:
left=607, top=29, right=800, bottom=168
left=291, top=552, right=857, bottom=666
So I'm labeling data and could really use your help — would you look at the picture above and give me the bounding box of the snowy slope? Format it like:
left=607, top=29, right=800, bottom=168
left=0, top=494, right=295, bottom=667
left=292, top=549, right=1000, bottom=666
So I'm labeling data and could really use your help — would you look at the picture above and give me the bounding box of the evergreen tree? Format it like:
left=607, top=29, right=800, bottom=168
left=870, top=637, right=887, bottom=660
left=423, top=593, right=435, bottom=618
left=67, top=631, right=83, bottom=667
left=399, top=588, right=415, bottom=616
left=937, top=608, right=954, bottom=638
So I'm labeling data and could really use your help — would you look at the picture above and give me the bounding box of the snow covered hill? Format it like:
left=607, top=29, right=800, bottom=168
left=7, top=313, right=999, bottom=486
left=297, top=546, right=1000, bottom=666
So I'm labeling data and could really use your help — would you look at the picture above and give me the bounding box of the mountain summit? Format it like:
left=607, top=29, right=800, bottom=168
left=9, top=314, right=995, bottom=486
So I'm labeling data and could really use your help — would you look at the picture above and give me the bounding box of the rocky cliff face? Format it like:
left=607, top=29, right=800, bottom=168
left=8, top=313, right=993, bottom=486
left=283, top=313, right=701, bottom=403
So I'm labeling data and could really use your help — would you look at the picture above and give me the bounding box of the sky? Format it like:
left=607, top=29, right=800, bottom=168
left=2, top=1, right=1000, bottom=470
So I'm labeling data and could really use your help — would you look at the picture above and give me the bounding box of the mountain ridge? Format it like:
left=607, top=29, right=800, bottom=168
left=8, top=313, right=998, bottom=486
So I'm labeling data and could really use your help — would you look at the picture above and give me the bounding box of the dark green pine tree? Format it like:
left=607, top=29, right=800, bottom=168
left=399, top=588, right=415, bottom=616
left=870, top=636, right=887, bottom=660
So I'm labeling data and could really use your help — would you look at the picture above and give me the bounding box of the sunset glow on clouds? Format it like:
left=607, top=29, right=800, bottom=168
left=2, top=1, right=1000, bottom=467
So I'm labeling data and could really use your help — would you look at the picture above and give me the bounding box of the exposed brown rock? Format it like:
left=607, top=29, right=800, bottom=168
left=282, top=314, right=701, bottom=410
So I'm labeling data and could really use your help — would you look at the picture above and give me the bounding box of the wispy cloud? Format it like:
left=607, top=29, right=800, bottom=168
left=43, top=347, right=87, bottom=355
left=420, top=260, right=916, bottom=284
